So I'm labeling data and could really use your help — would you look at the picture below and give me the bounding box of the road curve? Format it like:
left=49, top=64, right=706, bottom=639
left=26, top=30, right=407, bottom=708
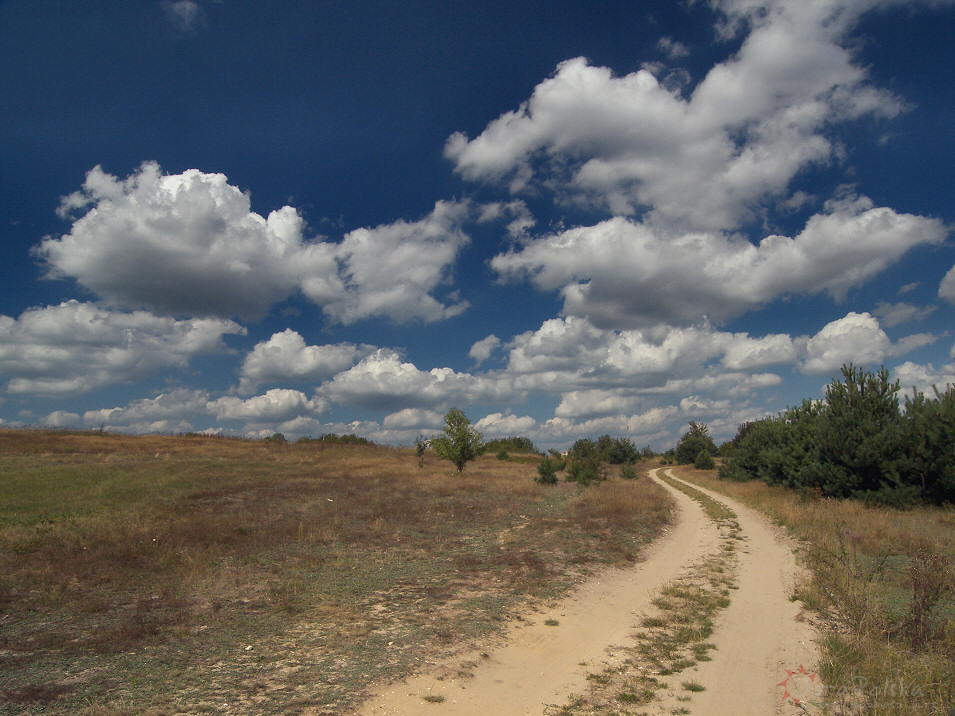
left=353, top=468, right=819, bottom=715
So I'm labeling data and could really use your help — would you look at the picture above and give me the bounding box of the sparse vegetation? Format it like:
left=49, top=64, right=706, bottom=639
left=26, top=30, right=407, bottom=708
left=560, top=470, right=740, bottom=713
left=0, top=428, right=672, bottom=714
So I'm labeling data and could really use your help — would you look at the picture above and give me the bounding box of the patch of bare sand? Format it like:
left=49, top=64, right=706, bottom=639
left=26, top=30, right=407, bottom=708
left=649, top=471, right=821, bottom=715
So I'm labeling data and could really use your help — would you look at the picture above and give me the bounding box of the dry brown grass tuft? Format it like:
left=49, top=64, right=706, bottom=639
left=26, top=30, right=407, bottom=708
left=0, top=429, right=672, bottom=714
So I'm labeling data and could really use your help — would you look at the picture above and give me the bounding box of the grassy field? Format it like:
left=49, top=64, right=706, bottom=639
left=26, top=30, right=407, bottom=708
left=677, top=465, right=955, bottom=715
left=0, top=429, right=672, bottom=715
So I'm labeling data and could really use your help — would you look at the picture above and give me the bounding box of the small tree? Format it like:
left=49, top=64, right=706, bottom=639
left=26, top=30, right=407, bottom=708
left=694, top=448, right=716, bottom=470
left=432, top=408, right=484, bottom=472
left=675, top=422, right=716, bottom=465
left=414, top=435, right=428, bottom=467
left=536, top=457, right=559, bottom=484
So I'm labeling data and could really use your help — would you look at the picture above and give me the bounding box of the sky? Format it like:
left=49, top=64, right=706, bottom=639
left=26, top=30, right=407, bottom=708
left=1, top=0, right=954, bottom=451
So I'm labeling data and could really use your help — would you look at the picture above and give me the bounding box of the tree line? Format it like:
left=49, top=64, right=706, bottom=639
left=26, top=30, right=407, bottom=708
left=718, top=364, right=955, bottom=506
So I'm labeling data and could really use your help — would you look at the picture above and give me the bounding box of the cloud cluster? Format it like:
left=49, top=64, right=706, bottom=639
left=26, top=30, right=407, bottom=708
left=39, top=163, right=473, bottom=324
left=446, top=1, right=905, bottom=231
left=491, top=198, right=945, bottom=328
left=238, top=329, right=375, bottom=393
left=0, top=301, right=243, bottom=396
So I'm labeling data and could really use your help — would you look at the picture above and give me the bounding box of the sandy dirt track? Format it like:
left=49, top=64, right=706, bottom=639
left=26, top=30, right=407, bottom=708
left=354, top=469, right=819, bottom=715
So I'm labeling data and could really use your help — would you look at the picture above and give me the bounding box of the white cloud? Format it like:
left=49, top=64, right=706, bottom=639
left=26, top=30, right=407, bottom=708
left=162, top=0, right=204, bottom=33
left=657, top=36, right=689, bottom=59
left=41, top=410, right=80, bottom=427
left=382, top=408, right=445, bottom=431
left=320, top=349, right=513, bottom=412
left=0, top=301, right=244, bottom=396
left=474, top=412, right=537, bottom=437
left=506, top=316, right=792, bottom=389
left=469, top=334, right=502, bottom=365
left=208, top=389, right=328, bottom=422
left=446, top=0, right=905, bottom=231
left=316, top=200, right=471, bottom=324
left=83, top=388, right=212, bottom=433
left=238, top=329, right=374, bottom=393
left=38, top=164, right=474, bottom=325
left=800, top=311, right=935, bottom=374
left=939, top=264, right=955, bottom=303
left=894, top=360, right=955, bottom=397
left=873, top=301, right=937, bottom=328
left=492, top=197, right=945, bottom=328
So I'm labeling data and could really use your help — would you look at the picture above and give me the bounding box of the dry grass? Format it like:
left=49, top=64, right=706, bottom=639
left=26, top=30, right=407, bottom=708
left=0, top=429, right=672, bottom=715
left=677, top=465, right=955, bottom=715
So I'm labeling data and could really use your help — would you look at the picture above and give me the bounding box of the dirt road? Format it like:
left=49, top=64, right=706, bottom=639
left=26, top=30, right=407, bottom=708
left=354, top=468, right=819, bottom=715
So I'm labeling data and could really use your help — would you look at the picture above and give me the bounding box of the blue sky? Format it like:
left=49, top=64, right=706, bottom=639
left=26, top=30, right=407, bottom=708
left=1, top=0, right=953, bottom=450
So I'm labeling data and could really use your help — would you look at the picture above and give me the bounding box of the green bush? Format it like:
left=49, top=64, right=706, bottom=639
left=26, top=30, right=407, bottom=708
left=566, top=438, right=606, bottom=485
left=496, top=449, right=509, bottom=461
left=693, top=449, right=715, bottom=470
left=719, top=364, right=955, bottom=505
left=675, top=422, right=716, bottom=465
left=620, top=463, right=639, bottom=480
left=535, top=458, right=559, bottom=484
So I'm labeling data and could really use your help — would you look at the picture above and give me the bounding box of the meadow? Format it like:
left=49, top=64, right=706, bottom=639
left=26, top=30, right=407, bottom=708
left=0, top=430, right=671, bottom=715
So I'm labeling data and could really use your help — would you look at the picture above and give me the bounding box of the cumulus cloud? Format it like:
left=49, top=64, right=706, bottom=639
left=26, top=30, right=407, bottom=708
left=42, top=410, right=81, bottom=428
left=939, top=264, right=955, bottom=304
left=316, top=200, right=472, bottom=324
left=238, top=329, right=375, bottom=393
left=0, top=301, right=244, bottom=396
left=382, top=408, right=446, bottom=431
left=492, top=198, right=946, bottom=328
left=469, top=334, right=502, bottom=364
left=208, top=389, right=328, bottom=422
left=474, top=412, right=537, bottom=437
left=446, top=0, right=905, bottom=230
left=84, top=388, right=211, bottom=433
left=894, top=360, right=955, bottom=397
left=505, top=316, right=793, bottom=390
left=38, top=163, right=474, bottom=325
left=320, top=349, right=513, bottom=412
left=800, top=311, right=934, bottom=374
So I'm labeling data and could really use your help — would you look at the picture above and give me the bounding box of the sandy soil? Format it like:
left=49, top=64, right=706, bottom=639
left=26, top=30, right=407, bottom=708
left=353, top=468, right=820, bottom=715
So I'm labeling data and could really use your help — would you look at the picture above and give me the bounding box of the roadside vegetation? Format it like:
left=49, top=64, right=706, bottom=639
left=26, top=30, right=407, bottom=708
left=719, top=364, right=955, bottom=506
left=672, top=364, right=955, bottom=714
left=685, top=465, right=955, bottom=715
left=0, top=428, right=672, bottom=715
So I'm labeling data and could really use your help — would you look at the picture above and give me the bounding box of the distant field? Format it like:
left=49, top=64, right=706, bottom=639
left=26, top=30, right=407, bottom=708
left=0, top=430, right=672, bottom=715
